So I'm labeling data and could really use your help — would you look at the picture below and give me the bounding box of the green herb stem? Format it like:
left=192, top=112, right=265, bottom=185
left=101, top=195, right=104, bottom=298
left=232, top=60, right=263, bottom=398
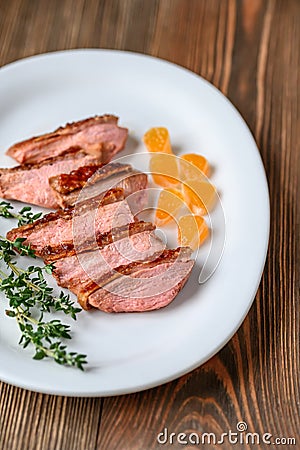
left=0, top=205, right=87, bottom=370
left=0, top=201, right=43, bottom=227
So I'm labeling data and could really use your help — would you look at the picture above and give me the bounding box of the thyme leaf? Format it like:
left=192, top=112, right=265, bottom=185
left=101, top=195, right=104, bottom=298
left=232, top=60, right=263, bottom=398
left=0, top=201, right=42, bottom=226
left=0, top=202, right=87, bottom=370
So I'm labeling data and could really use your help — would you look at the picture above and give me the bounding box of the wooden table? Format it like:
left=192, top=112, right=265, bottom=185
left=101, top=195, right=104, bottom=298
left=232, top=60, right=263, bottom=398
left=0, top=1, right=299, bottom=449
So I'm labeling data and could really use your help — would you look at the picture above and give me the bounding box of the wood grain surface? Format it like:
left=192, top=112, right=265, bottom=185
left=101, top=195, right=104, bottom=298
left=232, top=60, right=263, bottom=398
left=0, top=0, right=299, bottom=449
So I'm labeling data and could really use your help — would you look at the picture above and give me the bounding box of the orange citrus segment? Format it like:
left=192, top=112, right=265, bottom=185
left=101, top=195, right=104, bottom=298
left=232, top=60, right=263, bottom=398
left=178, top=215, right=209, bottom=250
left=155, top=188, right=185, bottom=226
left=149, top=153, right=179, bottom=187
left=143, top=127, right=173, bottom=154
left=180, top=153, right=210, bottom=180
left=183, top=180, right=217, bottom=215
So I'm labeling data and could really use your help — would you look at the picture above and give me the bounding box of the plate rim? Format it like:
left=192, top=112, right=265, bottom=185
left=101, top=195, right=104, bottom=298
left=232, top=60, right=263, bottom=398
left=0, top=49, right=270, bottom=396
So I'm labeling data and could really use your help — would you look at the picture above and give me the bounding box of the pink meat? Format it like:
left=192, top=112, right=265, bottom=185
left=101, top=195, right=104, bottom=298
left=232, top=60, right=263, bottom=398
left=50, top=163, right=148, bottom=209
left=7, top=199, right=134, bottom=254
left=6, top=115, right=128, bottom=164
left=0, top=150, right=101, bottom=208
left=52, top=230, right=165, bottom=293
left=87, top=257, right=194, bottom=312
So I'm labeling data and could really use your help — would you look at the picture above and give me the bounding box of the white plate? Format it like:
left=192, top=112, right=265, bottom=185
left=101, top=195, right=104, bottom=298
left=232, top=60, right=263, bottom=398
left=0, top=50, right=269, bottom=396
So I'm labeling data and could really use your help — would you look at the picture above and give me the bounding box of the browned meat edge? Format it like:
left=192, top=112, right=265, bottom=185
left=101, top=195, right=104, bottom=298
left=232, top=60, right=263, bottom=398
left=42, top=221, right=156, bottom=261
left=0, top=147, right=95, bottom=173
left=43, top=115, right=118, bottom=136
left=108, top=247, right=191, bottom=277
left=6, top=187, right=125, bottom=241
left=77, top=247, right=192, bottom=310
left=49, top=164, right=103, bottom=194
left=6, top=115, right=119, bottom=160
left=49, top=163, right=147, bottom=209
left=49, top=162, right=132, bottom=195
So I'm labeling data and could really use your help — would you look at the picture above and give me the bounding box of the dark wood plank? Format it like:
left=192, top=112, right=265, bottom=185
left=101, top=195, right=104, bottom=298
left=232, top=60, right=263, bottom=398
left=99, top=1, right=300, bottom=448
left=0, top=1, right=299, bottom=449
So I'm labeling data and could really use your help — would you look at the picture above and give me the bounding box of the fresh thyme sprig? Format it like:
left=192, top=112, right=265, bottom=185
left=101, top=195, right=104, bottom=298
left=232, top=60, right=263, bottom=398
left=0, top=233, right=87, bottom=370
left=0, top=201, right=42, bottom=226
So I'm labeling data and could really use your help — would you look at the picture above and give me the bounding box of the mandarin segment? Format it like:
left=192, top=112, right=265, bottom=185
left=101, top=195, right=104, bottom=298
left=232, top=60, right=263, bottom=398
left=180, top=159, right=206, bottom=182
left=183, top=179, right=217, bottom=215
left=149, top=153, right=180, bottom=187
left=180, top=153, right=210, bottom=180
left=143, top=127, right=173, bottom=154
left=178, top=215, right=209, bottom=250
left=155, top=188, right=185, bottom=226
